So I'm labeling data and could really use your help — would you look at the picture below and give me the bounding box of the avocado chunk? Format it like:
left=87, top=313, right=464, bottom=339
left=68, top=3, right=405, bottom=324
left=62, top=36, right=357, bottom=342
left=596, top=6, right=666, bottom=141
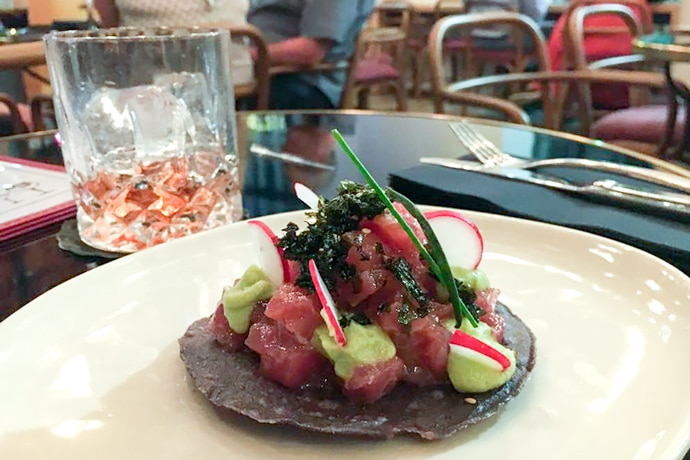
left=445, top=319, right=517, bottom=393
left=313, top=322, right=397, bottom=380
left=222, top=265, right=274, bottom=334
left=451, top=266, right=491, bottom=292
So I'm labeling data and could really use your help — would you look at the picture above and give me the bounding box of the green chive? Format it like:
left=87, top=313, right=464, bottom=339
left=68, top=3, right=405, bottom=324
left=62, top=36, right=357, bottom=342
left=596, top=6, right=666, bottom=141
left=332, top=129, right=441, bottom=276
left=388, top=190, right=478, bottom=327
left=332, top=129, right=478, bottom=328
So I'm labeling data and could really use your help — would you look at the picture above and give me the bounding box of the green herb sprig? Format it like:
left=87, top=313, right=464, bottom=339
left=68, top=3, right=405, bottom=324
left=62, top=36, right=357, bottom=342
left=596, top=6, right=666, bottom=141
left=388, top=190, right=478, bottom=327
left=332, top=129, right=478, bottom=328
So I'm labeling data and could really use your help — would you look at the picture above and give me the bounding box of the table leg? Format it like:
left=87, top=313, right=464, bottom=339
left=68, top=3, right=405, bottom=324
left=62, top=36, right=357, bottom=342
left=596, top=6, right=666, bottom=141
left=664, top=62, right=690, bottom=160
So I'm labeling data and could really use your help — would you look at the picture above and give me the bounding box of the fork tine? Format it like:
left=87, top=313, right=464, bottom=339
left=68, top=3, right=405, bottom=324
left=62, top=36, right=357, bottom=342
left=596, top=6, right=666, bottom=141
left=458, top=120, right=514, bottom=165
left=462, top=121, right=505, bottom=159
left=449, top=121, right=493, bottom=164
left=451, top=120, right=517, bottom=167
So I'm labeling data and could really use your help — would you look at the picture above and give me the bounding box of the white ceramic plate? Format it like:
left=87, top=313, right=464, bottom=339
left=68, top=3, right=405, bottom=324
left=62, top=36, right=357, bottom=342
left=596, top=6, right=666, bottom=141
left=2, top=208, right=690, bottom=460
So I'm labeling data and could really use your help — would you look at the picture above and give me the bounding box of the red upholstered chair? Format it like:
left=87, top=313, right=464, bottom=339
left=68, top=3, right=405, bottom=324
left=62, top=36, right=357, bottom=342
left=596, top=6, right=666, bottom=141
left=590, top=105, right=686, bottom=157
left=555, top=0, right=653, bottom=112
left=568, top=5, right=684, bottom=159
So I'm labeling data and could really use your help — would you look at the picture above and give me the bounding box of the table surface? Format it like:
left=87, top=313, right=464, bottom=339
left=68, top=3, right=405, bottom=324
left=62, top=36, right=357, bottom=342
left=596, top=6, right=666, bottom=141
left=634, top=31, right=690, bottom=62
left=1, top=109, right=689, bottom=323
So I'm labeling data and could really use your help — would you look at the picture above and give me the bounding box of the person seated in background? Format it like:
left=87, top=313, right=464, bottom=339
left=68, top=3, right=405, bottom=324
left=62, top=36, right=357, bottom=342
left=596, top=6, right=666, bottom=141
left=466, top=0, right=550, bottom=24
left=247, top=0, right=376, bottom=110
left=93, top=0, right=254, bottom=86
left=463, top=0, right=550, bottom=60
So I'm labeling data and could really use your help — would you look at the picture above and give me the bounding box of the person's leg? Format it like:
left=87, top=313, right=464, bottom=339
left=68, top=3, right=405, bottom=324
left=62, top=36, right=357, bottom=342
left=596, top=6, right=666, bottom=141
left=268, top=74, right=334, bottom=110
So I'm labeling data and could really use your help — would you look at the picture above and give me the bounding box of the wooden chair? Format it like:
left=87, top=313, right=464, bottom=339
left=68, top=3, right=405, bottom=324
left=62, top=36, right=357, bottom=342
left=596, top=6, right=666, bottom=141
left=29, top=95, right=55, bottom=132
left=204, top=23, right=270, bottom=110
left=561, top=4, right=645, bottom=133
left=559, top=0, right=653, bottom=38
left=0, top=41, right=47, bottom=134
left=0, top=92, right=29, bottom=134
left=551, top=0, right=654, bottom=71
left=429, top=12, right=673, bottom=137
left=405, top=0, right=465, bottom=98
left=375, top=0, right=413, bottom=30
left=344, top=16, right=411, bottom=111
left=567, top=5, right=685, bottom=158
left=430, top=12, right=549, bottom=117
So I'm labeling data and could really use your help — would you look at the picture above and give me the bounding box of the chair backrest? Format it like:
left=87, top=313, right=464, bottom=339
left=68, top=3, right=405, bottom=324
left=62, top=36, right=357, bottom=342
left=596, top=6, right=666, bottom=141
left=0, top=41, right=47, bottom=134
left=564, top=3, right=643, bottom=71
left=561, top=0, right=653, bottom=35
left=434, top=0, right=466, bottom=20
left=0, top=92, right=29, bottom=134
left=376, top=0, right=413, bottom=33
left=204, top=23, right=270, bottom=110
left=339, top=28, right=370, bottom=108
left=563, top=3, right=643, bottom=133
left=429, top=12, right=549, bottom=112
left=0, top=41, right=46, bottom=71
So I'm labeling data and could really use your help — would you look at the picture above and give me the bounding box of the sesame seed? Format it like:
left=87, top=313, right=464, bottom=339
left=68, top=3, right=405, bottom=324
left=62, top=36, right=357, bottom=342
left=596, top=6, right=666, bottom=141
left=464, top=397, right=477, bottom=405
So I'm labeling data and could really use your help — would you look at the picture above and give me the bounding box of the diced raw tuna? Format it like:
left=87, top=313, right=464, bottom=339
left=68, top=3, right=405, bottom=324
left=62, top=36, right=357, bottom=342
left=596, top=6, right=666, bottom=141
left=375, top=299, right=452, bottom=386
left=209, top=303, right=247, bottom=352
left=344, top=230, right=386, bottom=270
left=481, top=312, right=506, bottom=343
left=475, top=288, right=499, bottom=314
left=343, top=356, right=405, bottom=403
left=407, top=315, right=451, bottom=383
left=264, top=283, right=322, bottom=344
left=475, top=288, right=505, bottom=342
left=336, top=269, right=391, bottom=308
left=246, top=318, right=330, bottom=388
left=362, top=202, right=427, bottom=256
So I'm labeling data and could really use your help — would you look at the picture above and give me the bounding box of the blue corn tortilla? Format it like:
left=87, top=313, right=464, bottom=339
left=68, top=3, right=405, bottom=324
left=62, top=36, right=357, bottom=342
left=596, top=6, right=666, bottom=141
left=178, top=302, right=536, bottom=440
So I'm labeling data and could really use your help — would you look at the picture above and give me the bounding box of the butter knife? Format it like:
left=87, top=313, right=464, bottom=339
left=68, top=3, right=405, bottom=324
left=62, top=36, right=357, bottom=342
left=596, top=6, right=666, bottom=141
left=420, top=157, right=690, bottom=215
left=250, top=144, right=336, bottom=171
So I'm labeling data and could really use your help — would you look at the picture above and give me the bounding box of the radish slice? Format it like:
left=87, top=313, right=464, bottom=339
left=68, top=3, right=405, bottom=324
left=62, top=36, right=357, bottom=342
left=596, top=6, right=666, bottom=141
left=294, top=182, right=320, bottom=210
left=449, top=329, right=510, bottom=371
left=308, top=259, right=348, bottom=347
left=424, top=210, right=483, bottom=270
left=247, top=220, right=290, bottom=285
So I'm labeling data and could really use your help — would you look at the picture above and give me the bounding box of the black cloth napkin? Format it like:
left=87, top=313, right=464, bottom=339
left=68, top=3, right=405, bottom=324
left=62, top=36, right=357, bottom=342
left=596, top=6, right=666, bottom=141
left=389, top=164, right=690, bottom=276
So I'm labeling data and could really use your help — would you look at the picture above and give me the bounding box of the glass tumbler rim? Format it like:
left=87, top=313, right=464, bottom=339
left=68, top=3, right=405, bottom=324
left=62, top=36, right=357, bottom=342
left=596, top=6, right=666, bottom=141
left=42, top=26, right=230, bottom=44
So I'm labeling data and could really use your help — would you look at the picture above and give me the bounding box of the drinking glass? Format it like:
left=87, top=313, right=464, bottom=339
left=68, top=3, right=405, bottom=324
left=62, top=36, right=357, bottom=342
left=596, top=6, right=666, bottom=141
left=44, top=27, right=242, bottom=253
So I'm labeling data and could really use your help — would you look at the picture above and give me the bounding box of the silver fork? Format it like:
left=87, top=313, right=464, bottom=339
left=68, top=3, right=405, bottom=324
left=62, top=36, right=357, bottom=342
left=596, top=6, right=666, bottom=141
left=448, top=120, right=690, bottom=194
left=449, top=120, right=517, bottom=168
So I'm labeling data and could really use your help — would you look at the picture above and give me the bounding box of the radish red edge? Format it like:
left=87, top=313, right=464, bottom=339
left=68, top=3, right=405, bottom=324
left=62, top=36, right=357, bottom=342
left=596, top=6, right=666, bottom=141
left=247, top=220, right=291, bottom=284
left=449, top=329, right=510, bottom=371
left=308, top=259, right=348, bottom=347
left=424, top=209, right=484, bottom=270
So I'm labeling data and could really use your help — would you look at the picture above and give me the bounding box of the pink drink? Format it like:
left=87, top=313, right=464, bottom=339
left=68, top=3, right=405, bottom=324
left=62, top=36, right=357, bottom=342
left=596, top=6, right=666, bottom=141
left=75, top=150, right=242, bottom=253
